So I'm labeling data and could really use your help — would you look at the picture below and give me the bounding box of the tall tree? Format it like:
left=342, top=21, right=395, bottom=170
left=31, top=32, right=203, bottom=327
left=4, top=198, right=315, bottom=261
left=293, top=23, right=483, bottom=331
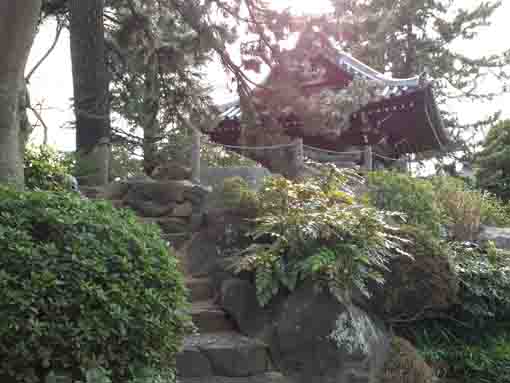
left=0, top=0, right=42, bottom=188
left=70, top=0, right=110, bottom=185
left=329, top=0, right=510, bottom=155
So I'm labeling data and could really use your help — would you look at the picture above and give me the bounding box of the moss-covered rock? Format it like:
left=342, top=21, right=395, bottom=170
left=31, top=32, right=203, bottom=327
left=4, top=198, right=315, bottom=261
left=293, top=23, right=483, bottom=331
left=380, top=337, right=436, bottom=383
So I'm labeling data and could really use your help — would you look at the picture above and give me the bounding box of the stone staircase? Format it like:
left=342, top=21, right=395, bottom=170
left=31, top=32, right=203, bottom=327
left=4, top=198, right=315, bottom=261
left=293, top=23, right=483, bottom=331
left=82, top=184, right=289, bottom=383
left=136, top=218, right=288, bottom=383
left=178, top=276, right=288, bottom=383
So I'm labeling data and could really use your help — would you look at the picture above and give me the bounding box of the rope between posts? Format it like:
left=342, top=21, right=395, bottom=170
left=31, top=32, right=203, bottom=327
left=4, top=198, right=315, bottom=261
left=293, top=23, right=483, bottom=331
left=203, top=141, right=298, bottom=150
left=303, top=144, right=363, bottom=155
left=374, top=153, right=401, bottom=161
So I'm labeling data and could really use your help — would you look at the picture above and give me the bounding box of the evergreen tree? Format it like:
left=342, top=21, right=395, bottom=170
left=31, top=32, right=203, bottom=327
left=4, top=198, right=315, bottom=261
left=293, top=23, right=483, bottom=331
left=476, top=119, right=510, bottom=201
left=330, top=0, right=509, bottom=154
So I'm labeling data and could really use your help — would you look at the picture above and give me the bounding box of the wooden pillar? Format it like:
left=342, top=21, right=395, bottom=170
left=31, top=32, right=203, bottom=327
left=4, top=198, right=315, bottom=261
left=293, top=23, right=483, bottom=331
left=191, top=128, right=201, bottom=184
left=363, top=145, right=373, bottom=171
left=293, top=137, right=304, bottom=178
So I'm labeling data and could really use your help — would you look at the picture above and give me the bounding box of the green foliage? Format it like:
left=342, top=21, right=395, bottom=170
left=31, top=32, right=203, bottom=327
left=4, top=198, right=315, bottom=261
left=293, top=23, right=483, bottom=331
left=450, top=242, right=510, bottom=324
left=368, top=171, right=510, bottom=241
left=24, top=145, right=75, bottom=192
left=0, top=188, right=190, bottom=382
left=410, top=321, right=510, bottom=383
left=367, top=171, right=441, bottom=235
left=237, top=166, right=406, bottom=306
left=401, top=241, right=510, bottom=383
left=109, top=144, right=144, bottom=181
left=201, top=143, right=259, bottom=168
left=432, top=175, right=510, bottom=231
left=477, top=120, right=510, bottom=201
left=215, top=177, right=258, bottom=213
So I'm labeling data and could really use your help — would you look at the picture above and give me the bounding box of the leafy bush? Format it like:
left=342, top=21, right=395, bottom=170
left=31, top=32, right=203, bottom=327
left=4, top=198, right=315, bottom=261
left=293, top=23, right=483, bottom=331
left=399, top=242, right=510, bottom=383
left=367, top=171, right=441, bottom=235
left=368, top=171, right=510, bottom=242
left=450, top=241, right=510, bottom=324
left=216, top=177, right=258, bottom=213
left=24, top=145, right=75, bottom=192
left=411, top=321, right=510, bottom=383
left=0, top=188, right=190, bottom=382
left=236, top=166, right=407, bottom=306
left=432, top=176, right=510, bottom=236
left=476, top=119, right=510, bottom=201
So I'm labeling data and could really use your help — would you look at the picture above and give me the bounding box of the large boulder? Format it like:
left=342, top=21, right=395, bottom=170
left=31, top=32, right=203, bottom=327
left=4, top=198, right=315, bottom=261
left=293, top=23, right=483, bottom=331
left=274, top=286, right=390, bottom=383
left=220, top=280, right=392, bottom=383
left=220, top=278, right=275, bottom=338
left=479, top=225, right=510, bottom=250
left=369, top=230, right=458, bottom=321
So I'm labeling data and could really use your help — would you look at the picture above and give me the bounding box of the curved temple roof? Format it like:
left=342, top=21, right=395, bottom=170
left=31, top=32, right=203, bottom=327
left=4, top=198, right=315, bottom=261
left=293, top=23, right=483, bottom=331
left=220, top=49, right=424, bottom=120
left=213, top=39, right=449, bottom=156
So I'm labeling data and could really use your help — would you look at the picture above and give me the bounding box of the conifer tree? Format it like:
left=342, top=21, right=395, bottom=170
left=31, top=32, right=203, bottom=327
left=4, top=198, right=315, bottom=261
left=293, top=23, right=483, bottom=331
left=330, top=0, right=509, bottom=152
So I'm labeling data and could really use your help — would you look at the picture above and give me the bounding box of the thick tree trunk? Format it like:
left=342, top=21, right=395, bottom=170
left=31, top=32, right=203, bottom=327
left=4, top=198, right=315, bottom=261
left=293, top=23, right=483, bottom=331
left=0, top=0, right=41, bottom=188
left=70, top=0, right=110, bottom=186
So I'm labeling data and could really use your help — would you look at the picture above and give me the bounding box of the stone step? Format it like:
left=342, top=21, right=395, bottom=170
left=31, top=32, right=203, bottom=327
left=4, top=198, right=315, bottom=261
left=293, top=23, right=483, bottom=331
left=186, top=277, right=214, bottom=302
left=191, top=301, right=234, bottom=333
left=177, top=332, right=272, bottom=378
left=177, top=372, right=291, bottom=383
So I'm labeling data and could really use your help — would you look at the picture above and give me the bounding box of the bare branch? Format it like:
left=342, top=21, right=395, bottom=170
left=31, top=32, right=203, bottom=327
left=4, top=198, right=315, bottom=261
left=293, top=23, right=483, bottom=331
left=26, top=19, right=64, bottom=82
left=27, top=105, right=50, bottom=145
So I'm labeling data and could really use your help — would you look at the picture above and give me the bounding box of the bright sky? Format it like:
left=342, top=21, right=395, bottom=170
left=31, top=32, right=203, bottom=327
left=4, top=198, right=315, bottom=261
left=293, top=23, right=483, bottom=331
left=26, top=0, right=510, bottom=151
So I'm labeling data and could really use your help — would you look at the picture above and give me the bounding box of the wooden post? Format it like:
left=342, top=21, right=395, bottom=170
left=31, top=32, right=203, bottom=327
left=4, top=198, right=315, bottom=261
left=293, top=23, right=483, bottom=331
left=292, top=138, right=304, bottom=178
left=191, top=128, right=201, bottom=184
left=363, top=145, right=373, bottom=171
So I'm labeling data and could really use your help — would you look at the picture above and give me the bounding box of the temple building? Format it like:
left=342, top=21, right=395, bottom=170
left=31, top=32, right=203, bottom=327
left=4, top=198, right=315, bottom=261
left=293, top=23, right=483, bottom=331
left=204, top=29, right=450, bottom=174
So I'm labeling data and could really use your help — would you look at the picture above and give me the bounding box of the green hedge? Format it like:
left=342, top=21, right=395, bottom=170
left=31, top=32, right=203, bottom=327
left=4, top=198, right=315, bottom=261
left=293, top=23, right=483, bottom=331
left=0, top=188, right=190, bottom=382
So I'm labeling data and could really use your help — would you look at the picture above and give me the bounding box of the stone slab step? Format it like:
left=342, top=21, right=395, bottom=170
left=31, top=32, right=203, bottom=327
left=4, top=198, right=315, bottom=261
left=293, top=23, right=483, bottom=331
left=178, top=372, right=291, bottom=383
left=191, top=301, right=234, bottom=333
left=177, top=332, right=271, bottom=378
left=186, top=278, right=214, bottom=302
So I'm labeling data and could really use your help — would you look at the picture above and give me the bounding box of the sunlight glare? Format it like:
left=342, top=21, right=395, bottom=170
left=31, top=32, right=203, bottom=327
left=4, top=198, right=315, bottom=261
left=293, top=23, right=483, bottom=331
left=270, top=0, right=333, bottom=15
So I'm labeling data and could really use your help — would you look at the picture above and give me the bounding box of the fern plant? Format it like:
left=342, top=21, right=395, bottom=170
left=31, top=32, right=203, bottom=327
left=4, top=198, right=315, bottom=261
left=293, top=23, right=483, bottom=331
left=236, top=166, right=408, bottom=306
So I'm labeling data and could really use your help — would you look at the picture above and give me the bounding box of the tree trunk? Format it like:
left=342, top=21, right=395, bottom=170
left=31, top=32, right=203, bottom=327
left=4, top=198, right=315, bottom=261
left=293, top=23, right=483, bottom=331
left=70, top=0, right=110, bottom=186
left=142, top=55, right=160, bottom=175
left=0, top=0, right=41, bottom=188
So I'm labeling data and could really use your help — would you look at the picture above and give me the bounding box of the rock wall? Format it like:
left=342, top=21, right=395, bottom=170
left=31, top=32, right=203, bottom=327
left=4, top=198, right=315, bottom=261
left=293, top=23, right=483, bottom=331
left=84, top=177, right=210, bottom=235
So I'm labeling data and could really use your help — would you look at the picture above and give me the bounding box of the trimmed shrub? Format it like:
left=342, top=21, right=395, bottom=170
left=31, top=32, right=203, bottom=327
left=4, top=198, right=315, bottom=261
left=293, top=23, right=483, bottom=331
left=0, top=188, right=190, bottom=382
